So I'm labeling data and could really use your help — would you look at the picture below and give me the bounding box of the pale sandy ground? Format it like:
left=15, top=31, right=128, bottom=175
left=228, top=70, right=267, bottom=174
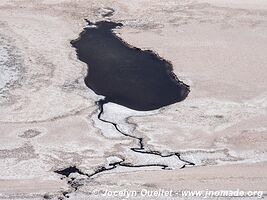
left=0, top=0, right=267, bottom=199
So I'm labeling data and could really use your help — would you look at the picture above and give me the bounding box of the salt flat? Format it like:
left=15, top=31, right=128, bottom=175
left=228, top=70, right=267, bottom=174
left=0, top=0, right=266, bottom=199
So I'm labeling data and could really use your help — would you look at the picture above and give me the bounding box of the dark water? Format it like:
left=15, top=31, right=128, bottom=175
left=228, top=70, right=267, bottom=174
left=71, top=20, right=190, bottom=111
left=54, top=166, right=86, bottom=177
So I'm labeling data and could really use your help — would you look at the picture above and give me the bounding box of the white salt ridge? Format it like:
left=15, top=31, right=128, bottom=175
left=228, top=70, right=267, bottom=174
left=0, top=44, right=10, bottom=89
left=0, top=39, right=20, bottom=95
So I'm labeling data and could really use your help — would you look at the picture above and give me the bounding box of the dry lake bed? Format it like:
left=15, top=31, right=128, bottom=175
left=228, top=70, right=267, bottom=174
left=0, top=0, right=267, bottom=199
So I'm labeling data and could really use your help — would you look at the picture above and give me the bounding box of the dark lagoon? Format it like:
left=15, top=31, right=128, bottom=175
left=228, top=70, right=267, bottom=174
left=71, top=20, right=190, bottom=111
left=55, top=21, right=194, bottom=183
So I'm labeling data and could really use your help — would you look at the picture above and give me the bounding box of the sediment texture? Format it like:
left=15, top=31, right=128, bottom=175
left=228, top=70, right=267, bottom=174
left=0, top=0, right=267, bottom=199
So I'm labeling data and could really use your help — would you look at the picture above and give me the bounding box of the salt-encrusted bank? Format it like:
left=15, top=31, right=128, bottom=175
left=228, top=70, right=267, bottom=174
left=0, top=0, right=267, bottom=199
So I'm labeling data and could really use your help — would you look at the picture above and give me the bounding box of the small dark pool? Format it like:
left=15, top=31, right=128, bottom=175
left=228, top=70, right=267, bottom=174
left=71, top=20, right=190, bottom=111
